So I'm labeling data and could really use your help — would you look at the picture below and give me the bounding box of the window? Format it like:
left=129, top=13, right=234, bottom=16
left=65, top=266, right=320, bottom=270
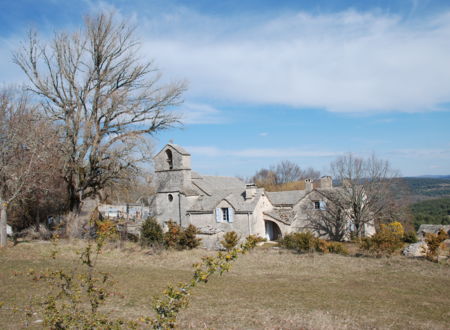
left=221, top=208, right=229, bottom=221
left=165, top=149, right=173, bottom=170
left=168, top=194, right=173, bottom=202
left=314, top=200, right=326, bottom=210
left=215, top=207, right=234, bottom=223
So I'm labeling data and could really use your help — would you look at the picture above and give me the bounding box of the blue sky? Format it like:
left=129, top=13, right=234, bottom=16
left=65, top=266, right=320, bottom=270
left=1, top=0, right=450, bottom=177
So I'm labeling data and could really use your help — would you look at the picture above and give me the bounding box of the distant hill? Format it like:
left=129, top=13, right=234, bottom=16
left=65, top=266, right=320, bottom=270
left=417, top=175, right=450, bottom=179
left=401, top=177, right=450, bottom=199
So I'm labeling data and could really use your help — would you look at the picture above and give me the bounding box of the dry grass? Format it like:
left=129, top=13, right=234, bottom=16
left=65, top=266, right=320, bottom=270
left=1, top=240, right=449, bottom=329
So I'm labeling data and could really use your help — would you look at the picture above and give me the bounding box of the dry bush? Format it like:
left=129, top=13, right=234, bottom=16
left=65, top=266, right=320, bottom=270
left=425, top=229, right=449, bottom=262
left=164, top=221, right=201, bottom=250
left=220, top=231, right=240, bottom=250
left=19, top=226, right=52, bottom=241
left=360, top=221, right=405, bottom=257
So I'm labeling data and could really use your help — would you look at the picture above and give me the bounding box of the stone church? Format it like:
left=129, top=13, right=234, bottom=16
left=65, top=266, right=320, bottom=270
left=152, top=144, right=374, bottom=248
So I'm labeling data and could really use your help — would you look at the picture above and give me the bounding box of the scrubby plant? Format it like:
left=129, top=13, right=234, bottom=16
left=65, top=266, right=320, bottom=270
left=279, top=232, right=349, bottom=255
left=246, top=234, right=266, bottom=246
left=403, top=230, right=418, bottom=243
left=221, top=231, right=240, bottom=250
left=280, top=232, right=319, bottom=253
left=164, top=221, right=201, bottom=250
left=179, top=224, right=201, bottom=249
left=326, top=241, right=349, bottom=255
left=140, top=217, right=164, bottom=247
left=424, top=229, right=449, bottom=262
left=164, top=220, right=183, bottom=249
left=359, top=221, right=405, bottom=257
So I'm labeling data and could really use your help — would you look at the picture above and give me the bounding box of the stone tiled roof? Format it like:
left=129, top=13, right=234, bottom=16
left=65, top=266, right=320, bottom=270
left=264, top=209, right=296, bottom=225
left=192, top=175, right=245, bottom=196
left=266, top=190, right=306, bottom=206
left=153, top=143, right=190, bottom=158
left=188, top=175, right=262, bottom=212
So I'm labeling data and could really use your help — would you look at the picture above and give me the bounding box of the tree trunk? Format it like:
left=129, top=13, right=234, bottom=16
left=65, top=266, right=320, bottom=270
left=67, top=182, right=81, bottom=212
left=0, top=200, right=7, bottom=248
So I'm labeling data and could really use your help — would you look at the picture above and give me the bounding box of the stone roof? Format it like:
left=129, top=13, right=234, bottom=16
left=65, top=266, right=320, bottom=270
left=153, top=143, right=190, bottom=158
left=192, top=175, right=245, bottom=196
left=266, top=190, right=306, bottom=206
left=188, top=174, right=262, bottom=212
left=264, top=209, right=296, bottom=225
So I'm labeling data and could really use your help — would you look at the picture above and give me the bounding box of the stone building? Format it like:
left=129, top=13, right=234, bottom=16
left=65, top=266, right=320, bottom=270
left=152, top=144, right=374, bottom=248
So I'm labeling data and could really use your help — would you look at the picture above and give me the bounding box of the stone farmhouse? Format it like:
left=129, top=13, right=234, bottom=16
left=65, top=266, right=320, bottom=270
left=152, top=144, right=374, bottom=248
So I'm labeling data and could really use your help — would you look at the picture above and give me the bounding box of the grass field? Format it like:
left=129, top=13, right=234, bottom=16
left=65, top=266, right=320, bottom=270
left=1, top=240, right=449, bottom=329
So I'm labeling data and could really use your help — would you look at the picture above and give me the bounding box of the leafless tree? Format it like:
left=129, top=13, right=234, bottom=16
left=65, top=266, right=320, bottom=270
left=303, top=191, right=349, bottom=241
left=314, top=153, right=400, bottom=238
left=250, top=160, right=321, bottom=191
left=0, top=88, right=60, bottom=247
left=14, top=12, right=186, bottom=211
left=273, top=160, right=303, bottom=184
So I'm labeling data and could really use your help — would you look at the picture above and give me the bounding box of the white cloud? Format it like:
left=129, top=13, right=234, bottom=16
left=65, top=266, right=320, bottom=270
left=391, top=148, right=450, bottom=159
left=139, top=9, right=450, bottom=113
left=259, top=132, right=269, bottom=137
left=186, top=146, right=340, bottom=158
left=178, top=102, right=225, bottom=124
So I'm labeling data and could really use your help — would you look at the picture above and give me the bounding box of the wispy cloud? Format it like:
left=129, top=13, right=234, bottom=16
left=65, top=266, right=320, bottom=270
left=178, top=102, right=225, bottom=124
left=391, top=148, right=450, bottom=158
left=186, top=146, right=340, bottom=158
left=138, top=8, right=450, bottom=114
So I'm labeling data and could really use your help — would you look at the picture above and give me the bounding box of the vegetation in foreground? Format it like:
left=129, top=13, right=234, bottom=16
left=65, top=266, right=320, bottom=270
left=1, top=241, right=449, bottom=329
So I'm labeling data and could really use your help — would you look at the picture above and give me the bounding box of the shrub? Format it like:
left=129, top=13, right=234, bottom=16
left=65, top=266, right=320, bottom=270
left=280, top=232, right=318, bottom=253
left=164, top=221, right=183, bottom=249
left=425, top=229, right=449, bottom=261
left=140, top=217, right=164, bottom=247
left=179, top=224, right=201, bottom=249
left=326, top=241, right=349, bottom=255
left=164, top=221, right=201, bottom=250
left=360, top=221, right=405, bottom=257
left=221, top=231, right=240, bottom=250
left=246, top=234, right=266, bottom=246
left=403, top=230, right=418, bottom=243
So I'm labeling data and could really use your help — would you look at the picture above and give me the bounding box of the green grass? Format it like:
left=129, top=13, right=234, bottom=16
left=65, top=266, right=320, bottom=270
left=1, top=240, right=450, bottom=329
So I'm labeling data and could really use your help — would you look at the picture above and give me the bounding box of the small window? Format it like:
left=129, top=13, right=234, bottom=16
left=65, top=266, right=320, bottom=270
left=165, top=149, right=173, bottom=170
left=314, top=201, right=320, bottom=209
left=168, top=194, right=173, bottom=202
left=221, top=208, right=229, bottom=221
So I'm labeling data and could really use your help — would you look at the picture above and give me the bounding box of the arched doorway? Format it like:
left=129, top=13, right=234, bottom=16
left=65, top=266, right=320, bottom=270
left=265, top=220, right=282, bottom=241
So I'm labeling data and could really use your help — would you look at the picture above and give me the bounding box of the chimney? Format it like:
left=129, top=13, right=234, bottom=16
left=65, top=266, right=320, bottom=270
left=304, top=179, right=313, bottom=192
left=319, top=176, right=332, bottom=189
left=245, top=183, right=257, bottom=200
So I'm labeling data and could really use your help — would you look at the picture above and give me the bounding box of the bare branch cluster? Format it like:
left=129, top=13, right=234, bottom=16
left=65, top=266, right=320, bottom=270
left=13, top=12, right=186, bottom=211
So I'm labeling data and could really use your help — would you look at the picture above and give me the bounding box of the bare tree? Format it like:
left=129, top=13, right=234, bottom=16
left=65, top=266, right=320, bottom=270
left=314, top=153, right=400, bottom=238
left=273, top=160, right=303, bottom=184
left=302, top=190, right=349, bottom=241
left=14, top=12, right=186, bottom=211
left=0, top=88, right=59, bottom=247
left=250, top=160, right=321, bottom=191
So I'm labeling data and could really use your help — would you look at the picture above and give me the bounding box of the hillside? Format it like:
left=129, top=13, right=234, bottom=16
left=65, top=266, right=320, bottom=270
left=402, top=177, right=450, bottom=199
left=411, top=197, right=450, bottom=229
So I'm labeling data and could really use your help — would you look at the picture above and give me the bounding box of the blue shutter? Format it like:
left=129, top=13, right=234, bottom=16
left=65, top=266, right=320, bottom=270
left=228, top=208, right=234, bottom=223
left=319, top=200, right=326, bottom=210
left=215, top=208, right=222, bottom=222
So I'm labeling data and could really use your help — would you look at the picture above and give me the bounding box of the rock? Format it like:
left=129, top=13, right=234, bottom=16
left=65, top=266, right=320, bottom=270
left=417, top=224, right=450, bottom=239
left=402, top=242, right=428, bottom=257
left=6, top=224, right=12, bottom=236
